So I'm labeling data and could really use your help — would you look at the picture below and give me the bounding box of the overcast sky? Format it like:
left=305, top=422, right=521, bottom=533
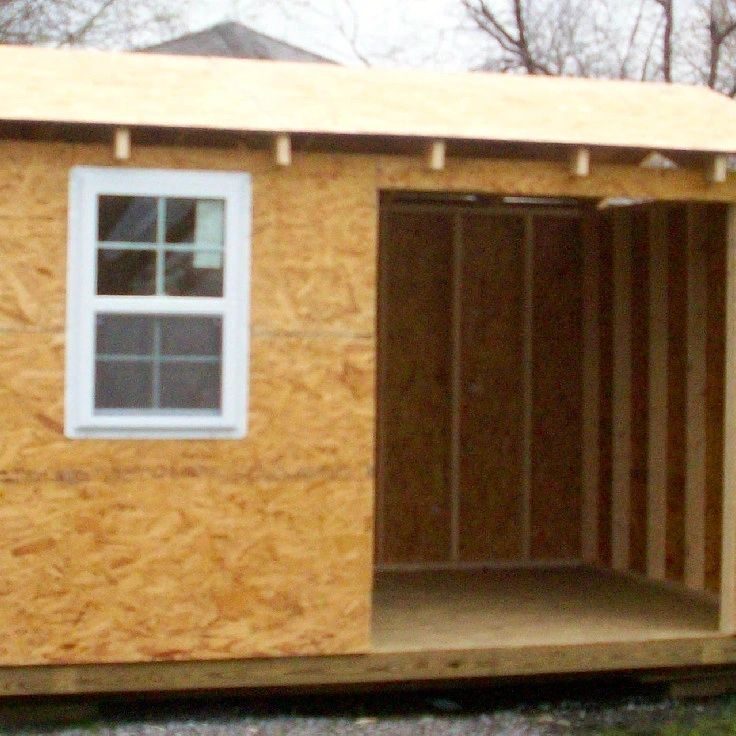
left=186, top=0, right=477, bottom=69
left=183, top=0, right=706, bottom=76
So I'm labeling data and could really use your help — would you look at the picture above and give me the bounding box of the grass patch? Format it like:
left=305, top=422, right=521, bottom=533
left=593, top=698, right=736, bottom=735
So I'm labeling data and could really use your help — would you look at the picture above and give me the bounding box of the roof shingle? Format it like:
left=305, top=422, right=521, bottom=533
left=143, top=21, right=333, bottom=64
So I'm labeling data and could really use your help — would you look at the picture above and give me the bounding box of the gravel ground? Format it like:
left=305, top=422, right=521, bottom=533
left=2, top=682, right=736, bottom=735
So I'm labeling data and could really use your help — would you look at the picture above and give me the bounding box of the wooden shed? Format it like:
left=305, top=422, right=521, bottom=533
left=3, top=44, right=736, bottom=696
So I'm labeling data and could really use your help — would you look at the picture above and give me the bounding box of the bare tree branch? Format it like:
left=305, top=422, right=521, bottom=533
left=0, top=0, right=187, bottom=48
left=639, top=10, right=664, bottom=80
left=707, top=0, right=736, bottom=87
left=459, top=0, right=736, bottom=94
left=651, top=0, right=673, bottom=81
left=63, top=0, right=117, bottom=45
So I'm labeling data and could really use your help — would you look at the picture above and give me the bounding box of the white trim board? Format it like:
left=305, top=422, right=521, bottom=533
left=65, top=166, right=251, bottom=440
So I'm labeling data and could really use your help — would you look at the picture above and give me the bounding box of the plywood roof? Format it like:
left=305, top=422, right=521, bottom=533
left=2, top=44, right=736, bottom=153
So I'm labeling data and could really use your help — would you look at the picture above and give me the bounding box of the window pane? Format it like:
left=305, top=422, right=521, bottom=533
left=159, top=316, right=221, bottom=357
left=97, top=249, right=156, bottom=295
left=165, top=198, right=224, bottom=245
left=95, top=361, right=152, bottom=409
left=160, top=361, right=221, bottom=410
left=96, top=314, right=154, bottom=356
left=165, top=251, right=223, bottom=297
left=94, top=315, right=222, bottom=413
left=98, top=196, right=157, bottom=243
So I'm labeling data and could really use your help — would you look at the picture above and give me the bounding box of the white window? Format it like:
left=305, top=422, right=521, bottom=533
left=65, top=167, right=251, bottom=439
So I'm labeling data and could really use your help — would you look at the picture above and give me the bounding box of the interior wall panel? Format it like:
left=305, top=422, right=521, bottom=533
left=378, top=204, right=585, bottom=568
left=596, top=202, right=726, bottom=595
left=629, top=209, right=651, bottom=576
left=581, top=216, right=601, bottom=563
left=646, top=205, right=669, bottom=581
left=611, top=212, right=633, bottom=571
left=597, top=216, right=614, bottom=567
left=377, top=211, right=454, bottom=564
left=458, top=214, right=525, bottom=562
left=530, top=215, right=583, bottom=559
left=720, top=206, right=736, bottom=631
left=685, top=205, right=709, bottom=591
left=667, top=206, right=688, bottom=583
left=705, top=205, right=727, bottom=594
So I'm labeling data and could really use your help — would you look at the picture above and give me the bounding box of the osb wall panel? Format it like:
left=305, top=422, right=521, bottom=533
left=376, top=211, right=453, bottom=564
left=376, top=158, right=736, bottom=204
left=254, top=162, right=376, bottom=335
left=0, top=475, right=371, bottom=664
left=0, top=333, right=373, bottom=485
left=458, top=213, right=525, bottom=562
left=0, top=218, right=66, bottom=330
left=530, top=215, right=583, bottom=559
left=0, top=142, right=376, bottom=334
left=0, top=141, right=377, bottom=665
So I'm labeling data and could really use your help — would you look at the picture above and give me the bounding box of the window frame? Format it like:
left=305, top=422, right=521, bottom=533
left=65, top=166, right=251, bottom=439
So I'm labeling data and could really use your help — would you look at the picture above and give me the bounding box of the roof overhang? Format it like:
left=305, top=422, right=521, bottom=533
left=1, top=45, right=735, bottom=156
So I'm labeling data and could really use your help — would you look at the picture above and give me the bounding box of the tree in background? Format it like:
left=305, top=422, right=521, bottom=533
left=0, top=0, right=187, bottom=47
left=234, top=0, right=465, bottom=68
left=687, top=0, right=736, bottom=92
left=233, top=0, right=736, bottom=92
left=460, top=0, right=736, bottom=94
left=5, top=0, right=736, bottom=95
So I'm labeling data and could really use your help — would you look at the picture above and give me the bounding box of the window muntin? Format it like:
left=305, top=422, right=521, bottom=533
left=94, top=314, right=222, bottom=412
left=96, top=195, right=225, bottom=297
left=65, top=167, right=250, bottom=439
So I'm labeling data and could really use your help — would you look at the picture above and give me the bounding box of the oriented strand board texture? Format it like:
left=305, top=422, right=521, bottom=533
left=0, top=141, right=376, bottom=665
left=377, top=158, right=736, bottom=204
left=0, top=475, right=370, bottom=664
left=4, top=46, right=736, bottom=153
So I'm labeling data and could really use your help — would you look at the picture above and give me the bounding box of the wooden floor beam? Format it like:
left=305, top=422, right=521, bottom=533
left=1, top=637, right=735, bottom=697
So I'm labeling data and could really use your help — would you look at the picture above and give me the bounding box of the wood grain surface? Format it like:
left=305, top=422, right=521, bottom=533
left=0, top=142, right=376, bottom=665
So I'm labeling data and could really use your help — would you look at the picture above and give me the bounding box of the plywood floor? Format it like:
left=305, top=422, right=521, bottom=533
left=0, top=565, right=729, bottom=696
left=372, top=566, right=719, bottom=653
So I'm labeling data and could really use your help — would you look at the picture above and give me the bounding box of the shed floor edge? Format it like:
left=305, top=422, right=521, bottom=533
left=2, top=566, right=730, bottom=696
left=2, top=636, right=736, bottom=697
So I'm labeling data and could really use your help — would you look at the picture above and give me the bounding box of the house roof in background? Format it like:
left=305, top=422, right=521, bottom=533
left=142, top=21, right=333, bottom=63
left=1, top=45, right=736, bottom=154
